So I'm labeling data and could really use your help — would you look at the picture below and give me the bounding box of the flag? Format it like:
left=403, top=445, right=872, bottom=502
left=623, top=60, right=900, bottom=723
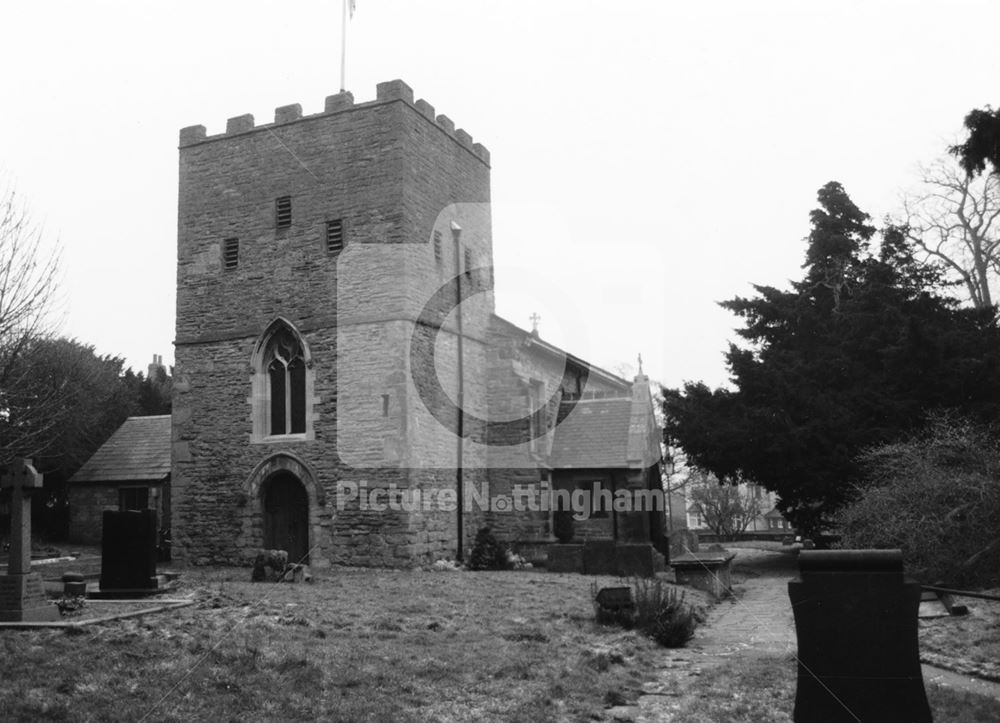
left=349, top=0, right=356, bottom=18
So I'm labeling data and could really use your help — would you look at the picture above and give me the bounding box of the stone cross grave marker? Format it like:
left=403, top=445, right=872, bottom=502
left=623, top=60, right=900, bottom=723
left=0, top=458, right=60, bottom=622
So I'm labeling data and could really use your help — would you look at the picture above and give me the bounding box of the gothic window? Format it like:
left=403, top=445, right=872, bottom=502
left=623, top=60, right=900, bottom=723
left=264, top=328, right=306, bottom=435
left=251, top=320, right=314, bottom=442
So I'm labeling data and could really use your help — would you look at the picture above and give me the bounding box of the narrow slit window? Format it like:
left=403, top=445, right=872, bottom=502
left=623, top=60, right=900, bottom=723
left=326, top=219, right=344, bottom=255
left=223, top=238, right=239, bottom=270
left=276, top=196, right=292, bottom=230
left=433, top=230, right=442, bottom=265
left=464, top=248, right=473, bottom=279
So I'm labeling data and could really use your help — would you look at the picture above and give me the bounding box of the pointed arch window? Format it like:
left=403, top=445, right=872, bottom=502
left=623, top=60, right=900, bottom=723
left=265, top=328, right=306, bottom=435
left=251, top=320, right=315, bottom=443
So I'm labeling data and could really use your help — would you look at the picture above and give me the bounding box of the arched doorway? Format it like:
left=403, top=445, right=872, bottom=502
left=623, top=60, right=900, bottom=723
left=262, top=472, right=309, bottom=564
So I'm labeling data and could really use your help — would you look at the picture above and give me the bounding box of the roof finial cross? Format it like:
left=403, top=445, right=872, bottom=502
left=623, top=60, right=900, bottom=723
left=637, top=353, right=644, bottom=375
left=529, top=312, right=541, bottom=335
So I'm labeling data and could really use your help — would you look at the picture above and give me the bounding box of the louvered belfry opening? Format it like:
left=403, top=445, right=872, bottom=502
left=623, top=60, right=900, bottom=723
left=326, top=218, right=344, bottom=255
left=275, top=196, right=292, bottom=230
left=223, top=237, right=239, bottom=269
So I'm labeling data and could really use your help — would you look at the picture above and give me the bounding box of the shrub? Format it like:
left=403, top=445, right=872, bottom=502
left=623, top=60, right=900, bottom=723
left=836, top=414, right=1000, bottom=587
left=631, top=577, right=698, bottom=647
left=592, top=578, right=699, bottom=648
left=466, top=527, right=513, bottom=571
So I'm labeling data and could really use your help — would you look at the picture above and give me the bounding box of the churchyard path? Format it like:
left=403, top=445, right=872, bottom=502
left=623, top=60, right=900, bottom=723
left=634, top=545, right=1000, bottom=721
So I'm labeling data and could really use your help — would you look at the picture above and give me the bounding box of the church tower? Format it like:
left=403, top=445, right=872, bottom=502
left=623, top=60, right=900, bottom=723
left=172, top=80, right=493, bottom=566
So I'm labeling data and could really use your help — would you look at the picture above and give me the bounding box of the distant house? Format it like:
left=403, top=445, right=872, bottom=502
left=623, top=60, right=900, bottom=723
left=764, top=506, right=793, bottom=532
left=68, top=415, right=171, bottom=544
left=678, top=478, right=793, bottom=535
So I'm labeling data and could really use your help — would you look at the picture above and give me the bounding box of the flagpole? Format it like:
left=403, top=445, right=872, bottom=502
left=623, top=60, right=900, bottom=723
left=340, top=0, right=348, bottom=92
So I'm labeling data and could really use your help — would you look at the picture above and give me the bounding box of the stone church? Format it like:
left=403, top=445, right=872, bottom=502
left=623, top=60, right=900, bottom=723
left=73, top=80, right=665, bottom=569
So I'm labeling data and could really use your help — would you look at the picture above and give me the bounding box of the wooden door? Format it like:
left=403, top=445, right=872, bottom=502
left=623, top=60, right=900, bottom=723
left=263, top=473, right=309, bottom=564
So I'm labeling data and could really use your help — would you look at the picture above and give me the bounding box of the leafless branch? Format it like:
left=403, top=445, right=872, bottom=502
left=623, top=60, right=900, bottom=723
left=899, top=156, right=1000, bottom=309
left=0, top=179, right=63, bottom=464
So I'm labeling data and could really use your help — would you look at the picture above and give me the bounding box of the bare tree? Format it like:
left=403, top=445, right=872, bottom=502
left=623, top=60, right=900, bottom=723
left=901, top=156, right=1000, bottom=310
left=0, top=180, right=62, bottom=465
left=687, top=470, right=765, bottom=540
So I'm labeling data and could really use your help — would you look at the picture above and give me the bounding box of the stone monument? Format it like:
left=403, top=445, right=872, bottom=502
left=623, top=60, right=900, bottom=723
left=0, top=458, right=60, bottom=622
left=788, top=549, right=931, bottom=722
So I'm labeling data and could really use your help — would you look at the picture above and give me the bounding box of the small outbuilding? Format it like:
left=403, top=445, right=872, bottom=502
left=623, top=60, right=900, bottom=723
left=68, top=415, right=171, bottom=545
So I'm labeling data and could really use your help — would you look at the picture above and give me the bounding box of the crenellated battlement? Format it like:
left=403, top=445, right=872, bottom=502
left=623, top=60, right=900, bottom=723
left=177, top=79, right=490, bottom=165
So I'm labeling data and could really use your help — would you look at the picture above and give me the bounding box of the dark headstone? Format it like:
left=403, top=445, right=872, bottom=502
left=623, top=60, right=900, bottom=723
left=100, top=510, right=158, bottom=593
left=595, top=586, right=633, bottom=610
left=788, top=550, right=932, bottom=722
left=594, top=586, right=636, bottom=626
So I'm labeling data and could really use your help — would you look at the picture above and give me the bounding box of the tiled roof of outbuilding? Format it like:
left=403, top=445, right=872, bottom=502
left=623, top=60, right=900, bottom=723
left=69, top=415, right=171, bottom=483
left=548, top=397, right=634, bottom=468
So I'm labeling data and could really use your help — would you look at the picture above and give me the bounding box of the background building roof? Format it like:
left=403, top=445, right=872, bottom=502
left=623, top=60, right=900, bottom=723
left=69, top=415, right=171, bottom=483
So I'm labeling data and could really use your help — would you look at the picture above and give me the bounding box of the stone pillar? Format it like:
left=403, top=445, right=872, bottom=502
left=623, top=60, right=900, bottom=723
left=788, top=549, right=931, bottom=722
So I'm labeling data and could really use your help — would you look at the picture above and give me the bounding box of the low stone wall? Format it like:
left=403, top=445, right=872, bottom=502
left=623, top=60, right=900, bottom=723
left=546, top=542, right=663, bottom=577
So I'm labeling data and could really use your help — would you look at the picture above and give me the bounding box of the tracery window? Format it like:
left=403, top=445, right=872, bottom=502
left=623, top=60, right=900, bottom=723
left=251, top=319, right=314, bottom=443
left=265, top=327, right=306, bottom=435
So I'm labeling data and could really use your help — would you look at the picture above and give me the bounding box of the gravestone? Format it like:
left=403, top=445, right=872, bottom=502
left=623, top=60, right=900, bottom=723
left=98, top=509, right=159, bottom=595
left=0, top=459, right=60, bottom=622
left=594, top=586, right=635, bottom=626
left=788, top=549, right=932, bottom=722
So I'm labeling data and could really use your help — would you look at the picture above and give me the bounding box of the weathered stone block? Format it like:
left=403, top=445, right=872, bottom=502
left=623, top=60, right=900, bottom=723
left=546, top=544, right=584, bottom=573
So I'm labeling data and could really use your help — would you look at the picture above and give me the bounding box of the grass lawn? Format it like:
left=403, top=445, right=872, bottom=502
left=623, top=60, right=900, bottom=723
left=3, top=564, right=997, bottom=722
left=0, top=567, right=707, bottom=722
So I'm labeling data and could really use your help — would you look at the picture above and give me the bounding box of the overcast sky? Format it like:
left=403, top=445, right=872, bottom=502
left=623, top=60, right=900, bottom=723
left=2, top=1, right=997, bottom=390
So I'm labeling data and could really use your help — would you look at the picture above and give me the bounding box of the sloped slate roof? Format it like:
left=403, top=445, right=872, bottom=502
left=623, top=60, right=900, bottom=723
left=548, top=397, right=634, bottom=468
left=70, top=415, right=171, bottom=483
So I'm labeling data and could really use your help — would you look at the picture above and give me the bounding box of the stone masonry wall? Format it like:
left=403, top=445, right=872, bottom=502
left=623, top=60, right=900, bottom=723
left=68, top=483, right=166, bottom=545
left=173, top=80, right=492, bottom=567
left=483, top=319, right=631, bottom=548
